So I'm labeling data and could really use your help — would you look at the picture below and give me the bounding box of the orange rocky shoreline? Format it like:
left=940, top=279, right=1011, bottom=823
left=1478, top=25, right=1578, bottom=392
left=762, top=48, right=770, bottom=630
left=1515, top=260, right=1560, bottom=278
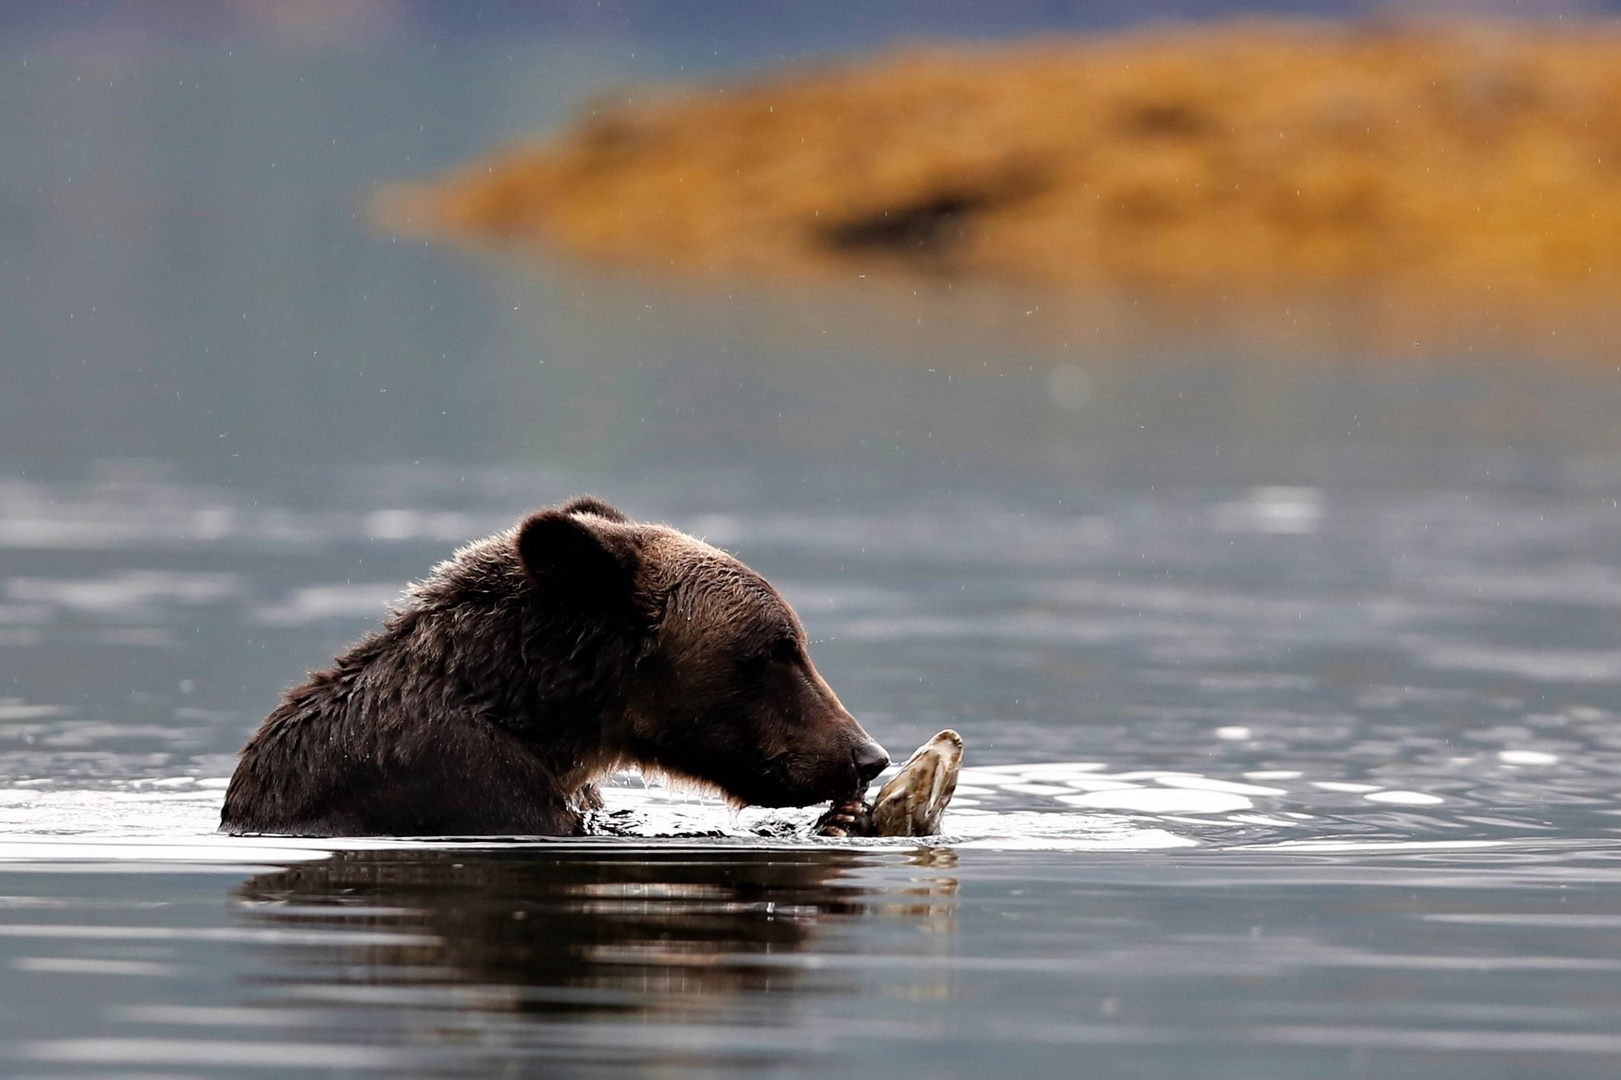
left=376, top=21, right=1621, bottom=298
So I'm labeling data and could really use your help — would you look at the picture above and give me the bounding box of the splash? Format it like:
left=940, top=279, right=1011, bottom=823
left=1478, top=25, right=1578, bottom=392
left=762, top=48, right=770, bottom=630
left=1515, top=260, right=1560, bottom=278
left=0, top=760, right=1486, bottom=862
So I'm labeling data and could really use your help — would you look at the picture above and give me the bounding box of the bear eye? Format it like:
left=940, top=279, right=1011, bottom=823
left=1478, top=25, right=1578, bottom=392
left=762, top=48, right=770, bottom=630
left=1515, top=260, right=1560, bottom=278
left=769, top=636, right=800, bottom=664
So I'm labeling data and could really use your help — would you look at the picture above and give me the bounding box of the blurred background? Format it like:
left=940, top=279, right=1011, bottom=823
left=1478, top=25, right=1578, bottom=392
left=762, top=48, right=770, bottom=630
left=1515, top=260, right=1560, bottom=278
left=7, top=0, right=1621, bottom=485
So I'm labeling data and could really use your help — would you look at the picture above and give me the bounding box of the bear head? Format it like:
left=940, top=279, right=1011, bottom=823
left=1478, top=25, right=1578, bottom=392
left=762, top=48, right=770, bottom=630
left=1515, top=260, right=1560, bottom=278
left=515, top=497, right=889, bottom=808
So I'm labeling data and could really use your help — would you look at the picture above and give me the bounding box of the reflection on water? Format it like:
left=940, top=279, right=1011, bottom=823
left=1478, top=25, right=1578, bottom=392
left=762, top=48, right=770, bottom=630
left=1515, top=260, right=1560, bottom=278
left=9, top=842, right=1621, bottom=1077
left=237, top=848, right=956, bottom=1018
left=3, top=848, right=963, bottom=1075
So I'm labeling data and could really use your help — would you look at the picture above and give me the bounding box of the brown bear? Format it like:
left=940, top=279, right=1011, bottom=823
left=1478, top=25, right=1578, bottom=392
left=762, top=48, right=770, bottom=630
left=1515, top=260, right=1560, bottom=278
left=221, top=496, right=889, bottom=836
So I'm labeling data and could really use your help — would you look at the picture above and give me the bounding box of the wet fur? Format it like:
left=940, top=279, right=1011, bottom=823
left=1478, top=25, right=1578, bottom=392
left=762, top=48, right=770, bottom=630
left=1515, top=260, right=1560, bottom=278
left=221, top=496, right=884, bottom=837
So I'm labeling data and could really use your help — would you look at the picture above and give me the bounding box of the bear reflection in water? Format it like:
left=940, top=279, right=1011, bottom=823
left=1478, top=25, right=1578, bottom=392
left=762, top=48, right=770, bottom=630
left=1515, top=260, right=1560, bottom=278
left=234, top=848, right=957, bottom=1012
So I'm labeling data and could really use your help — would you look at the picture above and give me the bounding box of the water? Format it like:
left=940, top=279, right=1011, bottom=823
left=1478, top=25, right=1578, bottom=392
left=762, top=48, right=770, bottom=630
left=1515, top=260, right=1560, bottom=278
left=6, top=12, right=1621, bottom=1079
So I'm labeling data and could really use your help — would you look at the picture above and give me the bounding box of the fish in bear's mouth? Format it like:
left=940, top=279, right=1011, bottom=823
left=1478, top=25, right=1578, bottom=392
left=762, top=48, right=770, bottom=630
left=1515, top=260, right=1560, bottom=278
left=814, top=730, right=963, bottom=838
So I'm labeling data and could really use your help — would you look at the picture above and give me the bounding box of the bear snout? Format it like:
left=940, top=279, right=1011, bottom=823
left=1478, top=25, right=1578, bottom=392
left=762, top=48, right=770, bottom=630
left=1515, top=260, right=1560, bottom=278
left=853, top=739, right=890, bottom=785
left=740, top=727, right=889, bottom=808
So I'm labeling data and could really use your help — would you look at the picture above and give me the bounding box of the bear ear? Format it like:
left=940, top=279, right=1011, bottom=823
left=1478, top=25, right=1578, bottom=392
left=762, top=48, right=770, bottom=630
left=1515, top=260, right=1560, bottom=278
left=515, top=506, right=638, bottom=592
left=554, top=494, right=631, bottom=523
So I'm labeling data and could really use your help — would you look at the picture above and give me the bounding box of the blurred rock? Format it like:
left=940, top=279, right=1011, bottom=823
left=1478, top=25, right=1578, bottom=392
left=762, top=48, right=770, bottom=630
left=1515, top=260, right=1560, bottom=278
left=376, top=21, right=1621, bottom=299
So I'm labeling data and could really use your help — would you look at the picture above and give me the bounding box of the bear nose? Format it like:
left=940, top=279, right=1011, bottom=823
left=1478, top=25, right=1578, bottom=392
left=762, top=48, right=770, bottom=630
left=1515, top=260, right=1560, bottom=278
left=852, top=739, right=890, bottom=785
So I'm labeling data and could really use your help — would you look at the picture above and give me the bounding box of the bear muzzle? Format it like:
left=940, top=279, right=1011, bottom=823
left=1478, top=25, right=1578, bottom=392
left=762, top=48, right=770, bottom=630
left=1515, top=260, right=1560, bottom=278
left=731, top=728, right=889, bottom=809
